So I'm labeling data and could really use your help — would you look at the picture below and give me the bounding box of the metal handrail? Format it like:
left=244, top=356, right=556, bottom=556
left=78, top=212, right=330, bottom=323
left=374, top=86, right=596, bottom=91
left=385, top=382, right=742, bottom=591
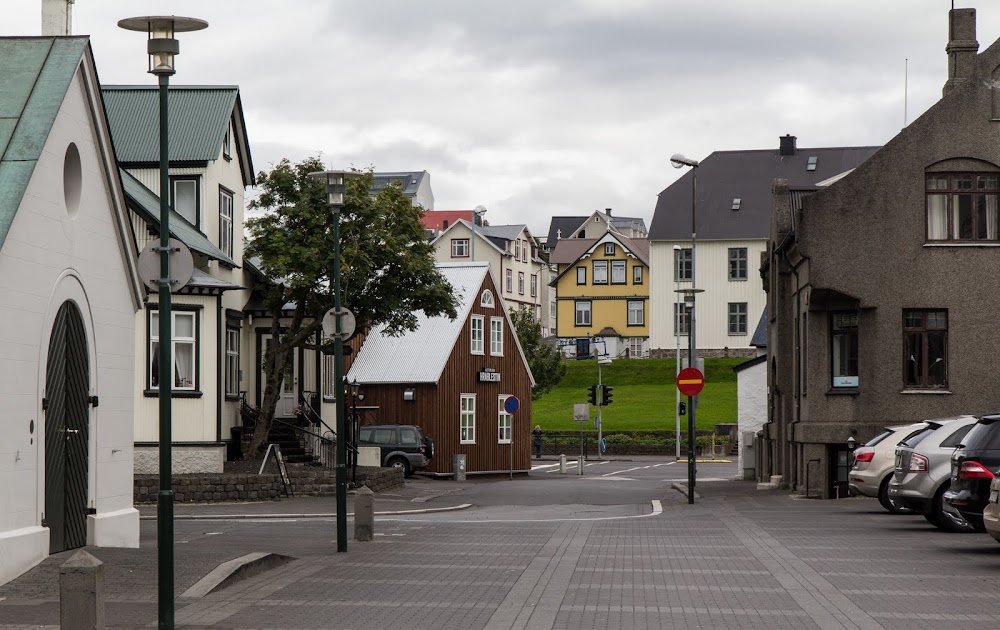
left=300, top=390, right=338, bottom=440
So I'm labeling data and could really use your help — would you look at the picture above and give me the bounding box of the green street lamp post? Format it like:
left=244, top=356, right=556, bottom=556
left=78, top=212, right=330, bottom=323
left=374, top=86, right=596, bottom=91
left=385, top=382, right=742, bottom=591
left=309, top=170, right=361, bottom=552
left=118, top=15, right=208, bottom=629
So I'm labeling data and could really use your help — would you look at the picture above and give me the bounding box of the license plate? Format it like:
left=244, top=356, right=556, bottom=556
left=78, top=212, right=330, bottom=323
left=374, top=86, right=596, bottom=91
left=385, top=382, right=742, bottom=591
left=895, top=453, right=902, bottom=469
left=990, top=487, right=999, bottom=503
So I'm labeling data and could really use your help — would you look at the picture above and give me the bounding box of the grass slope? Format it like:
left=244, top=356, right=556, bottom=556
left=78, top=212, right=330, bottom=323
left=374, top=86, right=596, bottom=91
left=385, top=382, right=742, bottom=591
left=532, top=357, right=745, bottom=434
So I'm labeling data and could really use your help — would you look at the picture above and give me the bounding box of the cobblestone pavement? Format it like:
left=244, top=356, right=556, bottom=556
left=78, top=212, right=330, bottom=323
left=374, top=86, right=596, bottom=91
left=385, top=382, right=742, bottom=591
left=3, top=474, right=1000, bottom=629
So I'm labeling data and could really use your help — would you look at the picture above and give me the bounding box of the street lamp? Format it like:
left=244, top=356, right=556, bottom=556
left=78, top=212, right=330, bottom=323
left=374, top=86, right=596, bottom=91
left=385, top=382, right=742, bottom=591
left=308, top=169, right=361, bottom=552
left=671, top=152, right=701, bottom=505
left=471, top=205, right=487, bottom=261
left=673, top=244, right=682, bottom=462
left=118, top=15, right=207, bottom=630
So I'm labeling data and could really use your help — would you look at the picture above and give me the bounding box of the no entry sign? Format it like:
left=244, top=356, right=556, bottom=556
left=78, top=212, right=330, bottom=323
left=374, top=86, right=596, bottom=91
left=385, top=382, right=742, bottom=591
left=676, top=367, right=705, bottom=397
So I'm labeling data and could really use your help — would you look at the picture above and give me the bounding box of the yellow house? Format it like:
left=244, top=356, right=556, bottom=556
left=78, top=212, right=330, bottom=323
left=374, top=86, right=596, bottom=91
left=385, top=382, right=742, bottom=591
left=549, top=231, right=650, bottom=358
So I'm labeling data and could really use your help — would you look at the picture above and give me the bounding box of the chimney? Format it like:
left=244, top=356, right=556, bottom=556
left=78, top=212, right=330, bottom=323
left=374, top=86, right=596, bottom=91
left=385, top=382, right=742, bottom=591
left=605, top=208, right=612, bottom=216
left=42, top=0, right=74, bottom=36
left=779, top=134, right=797, bottom=157
left=943, top=8, right=978, bottom=96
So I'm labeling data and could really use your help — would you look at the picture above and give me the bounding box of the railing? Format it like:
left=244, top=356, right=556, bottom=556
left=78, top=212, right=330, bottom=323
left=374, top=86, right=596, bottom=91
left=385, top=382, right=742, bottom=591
left=537, top=433, right=594, bottom=458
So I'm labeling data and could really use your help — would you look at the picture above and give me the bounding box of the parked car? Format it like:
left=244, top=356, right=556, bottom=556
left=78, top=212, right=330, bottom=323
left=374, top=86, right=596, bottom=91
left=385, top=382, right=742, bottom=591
left=849, top=422, right=927, bottom=513
left=358, top=424, right=434, bottom=477
left=983, top=476, right=1000, bottom=543
left=945, top=414, right=1000, bottom=531
left=889, top=416, right=977, bottom=532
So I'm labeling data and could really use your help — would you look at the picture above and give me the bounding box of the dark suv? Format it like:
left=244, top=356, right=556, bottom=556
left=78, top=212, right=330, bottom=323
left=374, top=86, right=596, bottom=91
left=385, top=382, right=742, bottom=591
left=944, top=414, right=1000, bottom=531
left=358, top=424, right=434, bottom=477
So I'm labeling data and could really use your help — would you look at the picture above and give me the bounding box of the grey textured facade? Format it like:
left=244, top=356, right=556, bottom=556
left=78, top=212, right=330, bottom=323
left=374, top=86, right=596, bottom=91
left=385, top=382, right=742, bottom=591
left=762, top=7, right=999, bottom=498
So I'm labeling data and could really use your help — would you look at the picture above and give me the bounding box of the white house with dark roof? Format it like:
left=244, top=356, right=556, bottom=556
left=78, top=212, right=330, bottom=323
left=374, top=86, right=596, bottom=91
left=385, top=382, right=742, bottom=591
left=647, top=136, right=880, bottom=356
left=371, top=171, right=434, bottom=209
left=544, top=208, right=648, bottom=251
left=0, top=36, right=143, bottom=585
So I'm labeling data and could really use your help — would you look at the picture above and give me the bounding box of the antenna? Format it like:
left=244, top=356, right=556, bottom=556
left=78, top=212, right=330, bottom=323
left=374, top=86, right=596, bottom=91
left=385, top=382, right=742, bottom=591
left=904, top=58, right=908, bottom=128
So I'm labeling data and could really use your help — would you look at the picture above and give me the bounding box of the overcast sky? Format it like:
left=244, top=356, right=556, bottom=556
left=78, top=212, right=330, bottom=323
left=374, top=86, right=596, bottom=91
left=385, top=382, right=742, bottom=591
left=5, top=1, right=998, bottom=237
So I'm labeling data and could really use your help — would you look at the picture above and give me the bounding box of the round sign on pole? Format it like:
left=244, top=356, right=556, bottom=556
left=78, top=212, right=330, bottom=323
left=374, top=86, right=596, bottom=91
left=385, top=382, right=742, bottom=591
left=677, top=367, right=705, bottom=397
left=504, top=395, right=520, bottom=414
left=322, top=307, right=357, bottom=340
left=137, top=238, right=194, bottom=293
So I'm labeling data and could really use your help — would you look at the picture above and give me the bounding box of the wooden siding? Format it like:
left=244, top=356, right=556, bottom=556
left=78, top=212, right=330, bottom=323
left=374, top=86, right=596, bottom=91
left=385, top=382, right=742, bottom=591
left=353, top=272, right=533, bottom=474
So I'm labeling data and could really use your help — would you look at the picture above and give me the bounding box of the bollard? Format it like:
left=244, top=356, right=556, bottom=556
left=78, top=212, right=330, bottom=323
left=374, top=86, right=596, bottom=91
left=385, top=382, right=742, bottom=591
left=354, top=486, right=374, bottom=542
left=578, top=456, right=584, bottom=475
left=453, top=454, right=466, bottom=481
left=559, top=454, right=566, bottom=474
left=60, top=549, right=105, bottom=630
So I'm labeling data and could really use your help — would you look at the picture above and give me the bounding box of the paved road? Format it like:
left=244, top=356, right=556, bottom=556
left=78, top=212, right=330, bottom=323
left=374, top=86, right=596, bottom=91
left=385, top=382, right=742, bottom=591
left=4, top=461, right=1000, bottom=629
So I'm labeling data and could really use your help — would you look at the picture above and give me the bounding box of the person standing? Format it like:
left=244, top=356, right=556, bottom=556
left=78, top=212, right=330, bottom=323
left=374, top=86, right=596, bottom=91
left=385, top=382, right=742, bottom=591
left=532, top=425, right=543, bottom=459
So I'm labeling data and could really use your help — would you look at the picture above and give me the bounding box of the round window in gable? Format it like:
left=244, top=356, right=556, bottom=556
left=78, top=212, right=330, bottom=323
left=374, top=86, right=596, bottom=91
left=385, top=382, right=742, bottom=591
left=63, top=143, right=82, bottom=217
left=480, top=290, right=495, bottom=308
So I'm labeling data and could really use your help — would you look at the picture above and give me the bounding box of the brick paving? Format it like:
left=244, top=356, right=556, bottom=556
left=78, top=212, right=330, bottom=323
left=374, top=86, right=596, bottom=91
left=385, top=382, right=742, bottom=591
left=3, top=479, right=1000, bottom=629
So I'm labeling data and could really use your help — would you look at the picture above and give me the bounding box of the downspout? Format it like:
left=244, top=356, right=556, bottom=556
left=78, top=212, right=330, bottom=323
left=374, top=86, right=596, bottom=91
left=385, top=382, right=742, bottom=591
left=216, top=293, right=223, bottom=444
left=779, top=244, right=801, bottom=490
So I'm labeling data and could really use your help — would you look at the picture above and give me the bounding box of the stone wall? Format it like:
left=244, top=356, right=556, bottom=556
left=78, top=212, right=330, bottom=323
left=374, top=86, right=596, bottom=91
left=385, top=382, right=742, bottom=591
left=649, top=347, right=757, bottom=360
left=134, top=445, right=225, bottom=475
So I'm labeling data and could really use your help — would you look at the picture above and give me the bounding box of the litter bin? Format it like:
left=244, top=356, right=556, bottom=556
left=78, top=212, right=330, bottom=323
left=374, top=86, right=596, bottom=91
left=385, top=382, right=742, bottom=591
left=453, top=454, right=466, bottom=481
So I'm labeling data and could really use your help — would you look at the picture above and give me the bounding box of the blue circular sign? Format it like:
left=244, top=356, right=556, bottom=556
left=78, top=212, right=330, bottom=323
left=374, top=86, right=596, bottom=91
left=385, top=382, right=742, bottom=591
left=503, top=396, right=520, bottom=414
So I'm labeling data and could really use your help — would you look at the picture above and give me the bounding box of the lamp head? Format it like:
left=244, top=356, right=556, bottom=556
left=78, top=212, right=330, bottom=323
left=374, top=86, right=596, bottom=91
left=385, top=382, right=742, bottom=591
left=673, top=245, right=681, bottom=251
left=670, top=153, right=700, bottom=169
left=598, top=358, right=612, bottom=366
left=118, top=16, right=208, bottom=76
left=308, top=170, right=362, bottom=210
left=847, top=436, right=856, bottom=449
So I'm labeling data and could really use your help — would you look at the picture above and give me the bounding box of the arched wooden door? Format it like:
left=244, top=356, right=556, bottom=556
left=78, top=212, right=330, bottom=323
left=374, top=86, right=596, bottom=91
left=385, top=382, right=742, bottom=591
left=44, top=301, right=90, bottom=553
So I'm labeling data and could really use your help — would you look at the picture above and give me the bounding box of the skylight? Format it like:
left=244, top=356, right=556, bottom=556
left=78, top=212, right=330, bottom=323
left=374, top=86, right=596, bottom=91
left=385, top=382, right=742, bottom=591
left=732, top=198, right=742, bottom=210
left=807, top=156, right=818, bottom=172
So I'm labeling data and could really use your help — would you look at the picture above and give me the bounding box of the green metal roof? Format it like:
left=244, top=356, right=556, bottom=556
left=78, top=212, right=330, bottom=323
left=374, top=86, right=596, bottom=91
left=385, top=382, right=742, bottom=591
left=0, top=37, right=89, bottom=250
left=119, top=167, right=237, bottom=267
left=102, top=85, right=238, bottom=163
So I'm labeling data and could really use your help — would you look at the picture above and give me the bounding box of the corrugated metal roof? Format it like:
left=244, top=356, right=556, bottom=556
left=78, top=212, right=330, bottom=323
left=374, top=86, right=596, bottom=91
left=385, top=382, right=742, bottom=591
left=348, top=262, right=536, bottom=386
left=101, top=85, right=237, bottom=163
left=0, top=37, right=88, bottom=250
left=751, top=308, right=768, bottom=347
left=120, top=168, right=237, bottom=266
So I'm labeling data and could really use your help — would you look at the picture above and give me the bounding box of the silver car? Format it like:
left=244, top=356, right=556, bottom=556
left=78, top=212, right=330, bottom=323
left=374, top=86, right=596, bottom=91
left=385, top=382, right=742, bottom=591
left=889, top=416, right=977, bottom=532
left=849, top=422, right=926, bottom=513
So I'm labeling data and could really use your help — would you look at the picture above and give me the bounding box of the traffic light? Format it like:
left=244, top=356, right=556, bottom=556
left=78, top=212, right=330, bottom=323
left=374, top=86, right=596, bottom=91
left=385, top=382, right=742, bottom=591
left=679, top=401, right=687, bottom=416
left=601, top=385, right=614, bottom=406
left=587, top=384, right=598, bottom=406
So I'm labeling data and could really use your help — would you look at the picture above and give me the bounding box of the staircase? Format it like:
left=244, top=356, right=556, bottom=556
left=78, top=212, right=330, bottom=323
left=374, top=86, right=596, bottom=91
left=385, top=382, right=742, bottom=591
left=266, top=420, right=321, bottom=464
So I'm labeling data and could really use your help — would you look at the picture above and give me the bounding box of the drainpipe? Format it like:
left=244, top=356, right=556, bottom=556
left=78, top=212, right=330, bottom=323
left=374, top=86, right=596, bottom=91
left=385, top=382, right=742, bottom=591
left=216, top=294, right=223, bottom=444
left=779, top=245, right=801, bottom=491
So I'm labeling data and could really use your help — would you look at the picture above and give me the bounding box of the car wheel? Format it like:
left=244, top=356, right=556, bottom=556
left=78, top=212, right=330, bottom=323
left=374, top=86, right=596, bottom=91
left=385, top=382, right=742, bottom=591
left=878, top=476, right=913, bottom=514
left=388, top=456, right=411, bottom=478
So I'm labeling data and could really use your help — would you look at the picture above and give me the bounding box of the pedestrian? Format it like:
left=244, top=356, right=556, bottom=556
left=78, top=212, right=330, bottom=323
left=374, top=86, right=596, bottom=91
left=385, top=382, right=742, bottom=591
left=533, top=425, right=543, bottom=459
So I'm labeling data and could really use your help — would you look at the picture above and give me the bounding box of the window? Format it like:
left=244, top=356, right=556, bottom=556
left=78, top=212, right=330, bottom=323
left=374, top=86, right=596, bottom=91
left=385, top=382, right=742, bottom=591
left=460, top=394, right=476, bottom=444
left=728, top=303, right=748, bottom=335
left=498, top=396, right=512, bottom=444
left=575, top=301, right=592, bottom=326
left=470, top=315, right=484, bottom=355
left=149, top=310, right=197, bottom=391
left=506, top=269, right=513, bottom=292
left=831, top=312, right=859, bottom=388
left=593, top=260, right=608, bottom=284
left=926, top=173, right=999, bottom=241
left=400, top=427, right=419, bottom=446
left=576, top=267, right=586, bottom=285
left=611, top=260, right=627, bottom=284
left=674, top=303, right=691, bottom=335
left=518, top=272, right=525, bottom=295
left=633, top=266, right=643, bottom=284
left=490, top=317, right=503, bottom=356
left=728, top=247, right=748, bottom=280
left=225, top=327, right=239, bottom=397
left=442, top=220, right=449, bottom=230
left=223, top=125, right=232, bottom=160
left=904, top=310, right=948, bottom=389
left=627, top=337, right=645, bottom=358
left=605, top=243, right=615, bottom=256
left=514, top=239, right=520, bottom=261
left=480, top=290, right=495, bottom=308
left=732, top=198, right=742, bottom=210
left=941, top=424, right=974, bottom=448
left=322, top=344, right=336, bottom=400
left=170, top=176, right=199, bottom=226
left=675, top=247, right=692, bottom=281
left=530, top=274, right=537, bottom=297
left=219, top=187, right=234, bottom=257
left=451, top=239, right=469, bottom=257
left=628, top=300, right=644, bottom=326
left=522, top=241, right=528, bottom=260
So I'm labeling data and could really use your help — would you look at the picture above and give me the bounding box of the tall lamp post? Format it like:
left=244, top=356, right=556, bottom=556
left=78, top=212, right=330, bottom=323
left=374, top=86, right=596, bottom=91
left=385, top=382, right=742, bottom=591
left=673, top=244, right=682, bottom=461
left=596, top=357, right=611, bottom=459
left=470, top=205, right=487, bottom=261
left=309, top=170, right=361, bottom=552
left=671, top=152, right=702, bottom=505
left=118, top=15, right=207, bottom=630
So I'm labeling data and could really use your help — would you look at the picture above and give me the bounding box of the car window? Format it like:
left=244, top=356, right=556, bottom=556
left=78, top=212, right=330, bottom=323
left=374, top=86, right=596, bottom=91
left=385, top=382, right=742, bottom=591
left=373, top=428, right=395, bottom=444
left=960, top=421, right=1000, bottom=450
left=360, top=428, right=373, bottom=442
left=940, top=424, right=974, bottom=448
left=400, top=428, right=419, bottom=446
left=898, top=427, right=934, bottom=448
left=894, top=428, right=926, bottom=446
left=865, top=429, right=894, bottom=447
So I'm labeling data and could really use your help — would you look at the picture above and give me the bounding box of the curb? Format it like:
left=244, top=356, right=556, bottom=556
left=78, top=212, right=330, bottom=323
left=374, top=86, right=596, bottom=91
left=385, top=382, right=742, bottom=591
left=180, top=552, right=293, bottom=599
left=140, top=502, right=474, bottom=520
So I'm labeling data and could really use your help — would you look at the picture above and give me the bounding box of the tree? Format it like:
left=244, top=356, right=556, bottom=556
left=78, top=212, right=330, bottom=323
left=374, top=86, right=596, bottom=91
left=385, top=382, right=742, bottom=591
left=244, top=157, right=458, bottom=455
left=509, top=307, right=566, bottom=399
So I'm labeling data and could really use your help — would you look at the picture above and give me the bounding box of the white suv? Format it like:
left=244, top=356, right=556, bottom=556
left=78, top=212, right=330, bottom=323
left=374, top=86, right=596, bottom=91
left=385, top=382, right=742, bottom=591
left=849, top=422, right=926, bottom=513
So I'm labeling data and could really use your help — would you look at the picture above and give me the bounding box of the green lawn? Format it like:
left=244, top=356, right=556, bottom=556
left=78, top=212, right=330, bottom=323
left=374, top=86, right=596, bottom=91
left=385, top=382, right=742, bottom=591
left=532, top=357, right=744, bottom=434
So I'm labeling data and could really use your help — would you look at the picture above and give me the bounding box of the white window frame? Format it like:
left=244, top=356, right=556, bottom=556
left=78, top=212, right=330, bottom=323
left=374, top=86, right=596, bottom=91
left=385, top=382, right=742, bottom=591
left=530, top=274, right=537, bottom=297
left=223, top=124, right=232, bottom=160
left=322, top=350, right=336, bottom=400
left=225, top=327, right=239, bottom=397
left=628, top=300, right=644, bottom=326
left=576, top=267, right=586, bottom=284
left=461, top=394, right=476, bottom=444
left=575, top=300, right=592, bottom=326
left=498, top=395, right=512, bottom=444
left=471, top=315, right=485, bottom=355
left=593, top=260, right=608, bottom=284
left=480, top=290, right=495, bottom=308
left=518, top=272, right=525, bottom=295
left=604, top=243, right=615, bottom=256
left=149, top=310, right=197, bottom=391
left=514, top=239, right=520, bottom=261
left=490, top=317, right=504, bottom=356
left=451, top=239, right=469, bottom=257
left=170, top=176, right=199, bottom=227
left=219, top=187, right=234, bottom=258
left=506, top=269, right=513, bottom=292
left=611, top=260, right=627, bottom=284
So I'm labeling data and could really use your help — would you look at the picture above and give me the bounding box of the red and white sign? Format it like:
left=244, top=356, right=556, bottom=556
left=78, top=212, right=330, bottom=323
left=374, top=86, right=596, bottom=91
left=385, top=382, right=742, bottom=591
left=676, top=367, right=705, bottom=397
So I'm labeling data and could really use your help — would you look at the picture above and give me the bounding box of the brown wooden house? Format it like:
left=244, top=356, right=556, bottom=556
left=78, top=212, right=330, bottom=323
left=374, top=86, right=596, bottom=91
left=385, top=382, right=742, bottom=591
left=347, top=262, right=535, bottom=475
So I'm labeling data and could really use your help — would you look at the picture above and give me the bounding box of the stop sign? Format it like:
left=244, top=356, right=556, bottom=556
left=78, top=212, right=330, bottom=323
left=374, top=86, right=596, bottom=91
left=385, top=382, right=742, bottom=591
left=677, top=367, right=705, bottom=397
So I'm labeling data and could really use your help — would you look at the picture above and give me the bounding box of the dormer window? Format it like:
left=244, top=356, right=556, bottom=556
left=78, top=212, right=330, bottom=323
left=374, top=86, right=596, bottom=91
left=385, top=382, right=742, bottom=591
left=604, top=243, right=615, bottom=255
left=731, top=198, right=742, bottom=211
left=170, top=175, right=200, bottom=227
left=926, top=172, right=999, bottom=241
left=480, top=290, right=495, bottom=308
left=806, top=156, right=817, bottom=172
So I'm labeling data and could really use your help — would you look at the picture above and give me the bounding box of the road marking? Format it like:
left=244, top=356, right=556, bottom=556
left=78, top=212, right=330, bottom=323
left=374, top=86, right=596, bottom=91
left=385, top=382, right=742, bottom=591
left=382, top=499, right=663, bottom=524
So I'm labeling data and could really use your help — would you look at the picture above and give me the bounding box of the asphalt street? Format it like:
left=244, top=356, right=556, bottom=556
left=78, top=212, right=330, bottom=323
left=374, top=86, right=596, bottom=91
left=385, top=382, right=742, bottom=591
left=4, top=459, right=1000, bottom=629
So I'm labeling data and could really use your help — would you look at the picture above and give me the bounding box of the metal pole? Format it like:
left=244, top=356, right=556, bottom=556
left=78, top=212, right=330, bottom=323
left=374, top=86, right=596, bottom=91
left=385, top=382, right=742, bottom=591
left=597, top=361, right=603, bottom=460
left=351, top=394, right=357, bottom=483
left=156, top=74, right=175, bottom=630
left=333, top=211, right=348, bottom=552
left=687, top=168, right=698, bottom=505
left=675, top=273, right=680, bottom=461
left=471, top=212, right=476, bottom=261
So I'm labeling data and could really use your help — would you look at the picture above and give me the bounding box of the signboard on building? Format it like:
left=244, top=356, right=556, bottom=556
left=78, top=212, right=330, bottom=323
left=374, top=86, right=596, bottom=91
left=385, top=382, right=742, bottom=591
left=478, top=368, right=500, bottom=383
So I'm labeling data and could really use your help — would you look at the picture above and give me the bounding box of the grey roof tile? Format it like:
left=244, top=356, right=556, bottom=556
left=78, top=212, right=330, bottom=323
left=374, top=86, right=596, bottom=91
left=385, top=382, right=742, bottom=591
left=751, top=308, right=767, bottom=347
